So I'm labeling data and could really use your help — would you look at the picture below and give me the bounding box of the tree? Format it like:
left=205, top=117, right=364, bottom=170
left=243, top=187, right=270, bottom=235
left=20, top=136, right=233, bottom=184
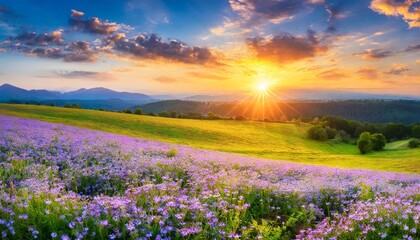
left=235, top=115, right=246, bottom=121
left=357, top=132, right=372, bottom=154
left=337, top=130, right=351, bottom=143
left=324, top=126, right=338, bottom=139
left=371, top=133, right=386, bottom=151
left=408, top=139, right=419, bottom=148
left=307, top=126, right=328, bottom=141
left=158, top=111, right=170, bottom=117
left=412, top=125, right=420, bottom=138
left=134, top=108, right=143, bottom=115
left=123, top=109, right=132, bottom=114
left=169, top=111, right=178, bottom=118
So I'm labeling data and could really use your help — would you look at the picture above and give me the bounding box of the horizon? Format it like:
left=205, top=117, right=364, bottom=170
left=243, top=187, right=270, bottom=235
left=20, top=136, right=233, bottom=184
left=2, top=82, right=420, bottom=99
left=0, top=0, right=419, bottom=96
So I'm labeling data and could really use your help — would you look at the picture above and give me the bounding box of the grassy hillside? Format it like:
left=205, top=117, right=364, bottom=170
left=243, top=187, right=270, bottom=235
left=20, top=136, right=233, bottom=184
left=0, top=104, right=419, bottom=173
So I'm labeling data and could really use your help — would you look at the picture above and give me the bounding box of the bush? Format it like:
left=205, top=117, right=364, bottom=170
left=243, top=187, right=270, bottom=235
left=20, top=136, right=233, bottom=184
left=158, top=111, right=170, bottom=117
left=337, top=130, right=351, bottom=143
left=207, top=112, right=221, bottom=120
left=123, top=109, right=132, bottom=114
left=324, top=126, right=338, bottom=139
left=408, top=139, right=419, bottom=148
left=170, top=111, right=178, bottom=118
left=357, top=132, right=372, bottom=154
left=166, top=148, right=178, bottom=158
left=412, top=125, right=420, bottom=138
left=134, top=108, right=143, bottom=115
left=235, top=115, right=246, bottom=121
left=307, top=126, right=328, bottom=141
left=371, top=133, right=386, bottom=151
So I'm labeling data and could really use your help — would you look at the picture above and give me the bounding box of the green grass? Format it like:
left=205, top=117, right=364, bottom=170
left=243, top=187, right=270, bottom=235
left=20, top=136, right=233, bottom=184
left=0, top=104, right=419, bottom=174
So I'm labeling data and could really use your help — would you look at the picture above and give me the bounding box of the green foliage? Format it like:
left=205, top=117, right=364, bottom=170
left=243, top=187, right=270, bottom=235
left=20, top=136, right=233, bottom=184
left=158, top=111, right=170, bottom=117
left=235, top=115, right=246, bottom=121
left=166, top=148, right=178, bottom=158
left=169, top=110, right=178, bottom=118
left=324, top=126, right=337, bottom=139
left=408, top=139, right=419, bottom=149
left=307, top=126, right=328, bottom=141
left=134, top=108, right=143, bottom=115
left=337, top=130, right=351, bottom=143
left=383, top=123, right=411, bottom=141
left=357, top=132, right=372, bottom=154
left=207, top=112, right=221, bottom=120
left=412, top=125, right=420, bottom=138
left=122, top=109, right=132, bottom=114
left=63, top=103, right=81, bottom=109
left=371, top=133, right=386, bottom=151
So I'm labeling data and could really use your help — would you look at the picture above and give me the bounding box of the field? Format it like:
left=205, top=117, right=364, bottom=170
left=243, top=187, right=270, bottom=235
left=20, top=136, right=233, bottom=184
left=0, top=115, right=419, bottom=239
left=0, top=104, right=419, bottom=174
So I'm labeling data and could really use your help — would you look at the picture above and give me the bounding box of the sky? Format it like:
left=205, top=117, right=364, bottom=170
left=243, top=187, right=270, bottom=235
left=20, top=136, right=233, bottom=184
left=0, top=0, right=419, bottom=96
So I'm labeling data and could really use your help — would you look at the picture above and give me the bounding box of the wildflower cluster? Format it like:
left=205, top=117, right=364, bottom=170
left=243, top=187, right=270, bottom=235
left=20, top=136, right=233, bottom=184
left=0, top=116, right=419, bottom=239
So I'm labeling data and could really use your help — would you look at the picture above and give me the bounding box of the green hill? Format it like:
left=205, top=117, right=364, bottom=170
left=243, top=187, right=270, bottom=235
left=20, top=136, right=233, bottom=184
left=0, top=104, right=419, bottom=173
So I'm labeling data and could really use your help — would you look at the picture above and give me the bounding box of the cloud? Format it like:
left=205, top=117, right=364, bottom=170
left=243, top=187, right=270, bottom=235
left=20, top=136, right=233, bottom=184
left=187, top=72, right=226, bottom=81
left=56, top=70, right=114, bottom=80
left=370, top=0, right=420, bottom=28
left=384, top=63, right=410, bottom=75
left=11, top=30, right=64, bottom=46
left=110, top=33, right=214, bottom=64
left=317, top=68, right=348, bottom=80
left=153, top=76, right=178, bottom=83
left=228, top=0, right=318, bottom=26
left=2, top=33, right=98, bottom=62
left=69, top=9, right=132, bottom=35
left=405, top=43, right=420, bottom=52
left=246, top=31, right=328, bottom=64
left=322, top=0, right=348, bottom=33
left=357, top=67, right=379, bottom=79
left=353, top=48, right=394, bottom=60
left=1, top=10, right=214, bottom=65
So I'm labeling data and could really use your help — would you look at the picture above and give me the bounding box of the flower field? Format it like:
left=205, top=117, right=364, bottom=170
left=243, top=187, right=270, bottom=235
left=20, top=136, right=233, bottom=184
left=0, top=115, right=419, bottom=239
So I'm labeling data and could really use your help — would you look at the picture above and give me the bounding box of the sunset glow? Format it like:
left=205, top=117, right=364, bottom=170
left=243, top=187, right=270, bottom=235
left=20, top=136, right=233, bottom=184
left=0, top=1, right=418, bottom=96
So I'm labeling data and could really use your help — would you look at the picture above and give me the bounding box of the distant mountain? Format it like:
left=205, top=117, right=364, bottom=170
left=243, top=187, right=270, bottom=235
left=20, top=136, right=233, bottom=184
left=62, top=87, right=152, bottom=102
left=184, top=94, right=244, bottom=102
left=0, top=84, right=155, bottom=110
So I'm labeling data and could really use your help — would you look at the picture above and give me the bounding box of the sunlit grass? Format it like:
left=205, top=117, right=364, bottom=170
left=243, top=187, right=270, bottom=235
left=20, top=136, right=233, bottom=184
left=0, top=104, right=419, bottom=173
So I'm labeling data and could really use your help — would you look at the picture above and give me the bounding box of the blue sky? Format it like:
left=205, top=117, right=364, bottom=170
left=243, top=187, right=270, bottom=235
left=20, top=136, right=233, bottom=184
left=0, top=0, right=419, bottom=95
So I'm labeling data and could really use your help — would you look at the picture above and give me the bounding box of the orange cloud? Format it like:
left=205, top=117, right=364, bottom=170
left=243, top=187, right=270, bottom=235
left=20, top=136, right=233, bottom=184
left=370, top=0, right=420, bottom=28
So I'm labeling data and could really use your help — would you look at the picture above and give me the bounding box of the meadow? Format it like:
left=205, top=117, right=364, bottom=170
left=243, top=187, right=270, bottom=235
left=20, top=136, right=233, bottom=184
left=0, top=115, right=419, bottom=240
left=0, top=104, right=419, bottom=174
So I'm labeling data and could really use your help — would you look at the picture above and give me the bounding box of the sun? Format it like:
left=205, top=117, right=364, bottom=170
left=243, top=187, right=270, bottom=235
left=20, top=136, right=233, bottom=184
left=257, top=82, right=269, bottom=92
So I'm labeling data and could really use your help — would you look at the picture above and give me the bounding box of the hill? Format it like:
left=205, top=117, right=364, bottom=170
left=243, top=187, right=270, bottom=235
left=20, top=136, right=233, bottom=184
left=0, top=84, right=154, bottom=105
left=137, top=99, right=420, bottom=124
left=0, top=104, right=419, bottom=173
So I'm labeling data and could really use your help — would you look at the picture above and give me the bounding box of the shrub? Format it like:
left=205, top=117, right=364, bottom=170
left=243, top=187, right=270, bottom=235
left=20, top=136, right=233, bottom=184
left=408, top=139, right=419, bottom=148
left=324, top=126, right=338, bottom=139
left=337, top=130, right=351, bottom=143
left=134, top=108, right=143, bottom=115
left=158, top=111, right=170, bottom=117
left=307, top=126, right=328, bottom=141
left=170, top=111, right=178, bottom=118
left=235, top=115, right=246, bottom=121
left=357, top=132, right=372, bottom=154
left=123, top=109, right=132, bottom=114
left=207, top=112, right=221, bottom=120
left=371, top=133, right=386, bottom=151
left=166, top=148, right=178, bottom=158
left=412, top=125, right=420, bottom=138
